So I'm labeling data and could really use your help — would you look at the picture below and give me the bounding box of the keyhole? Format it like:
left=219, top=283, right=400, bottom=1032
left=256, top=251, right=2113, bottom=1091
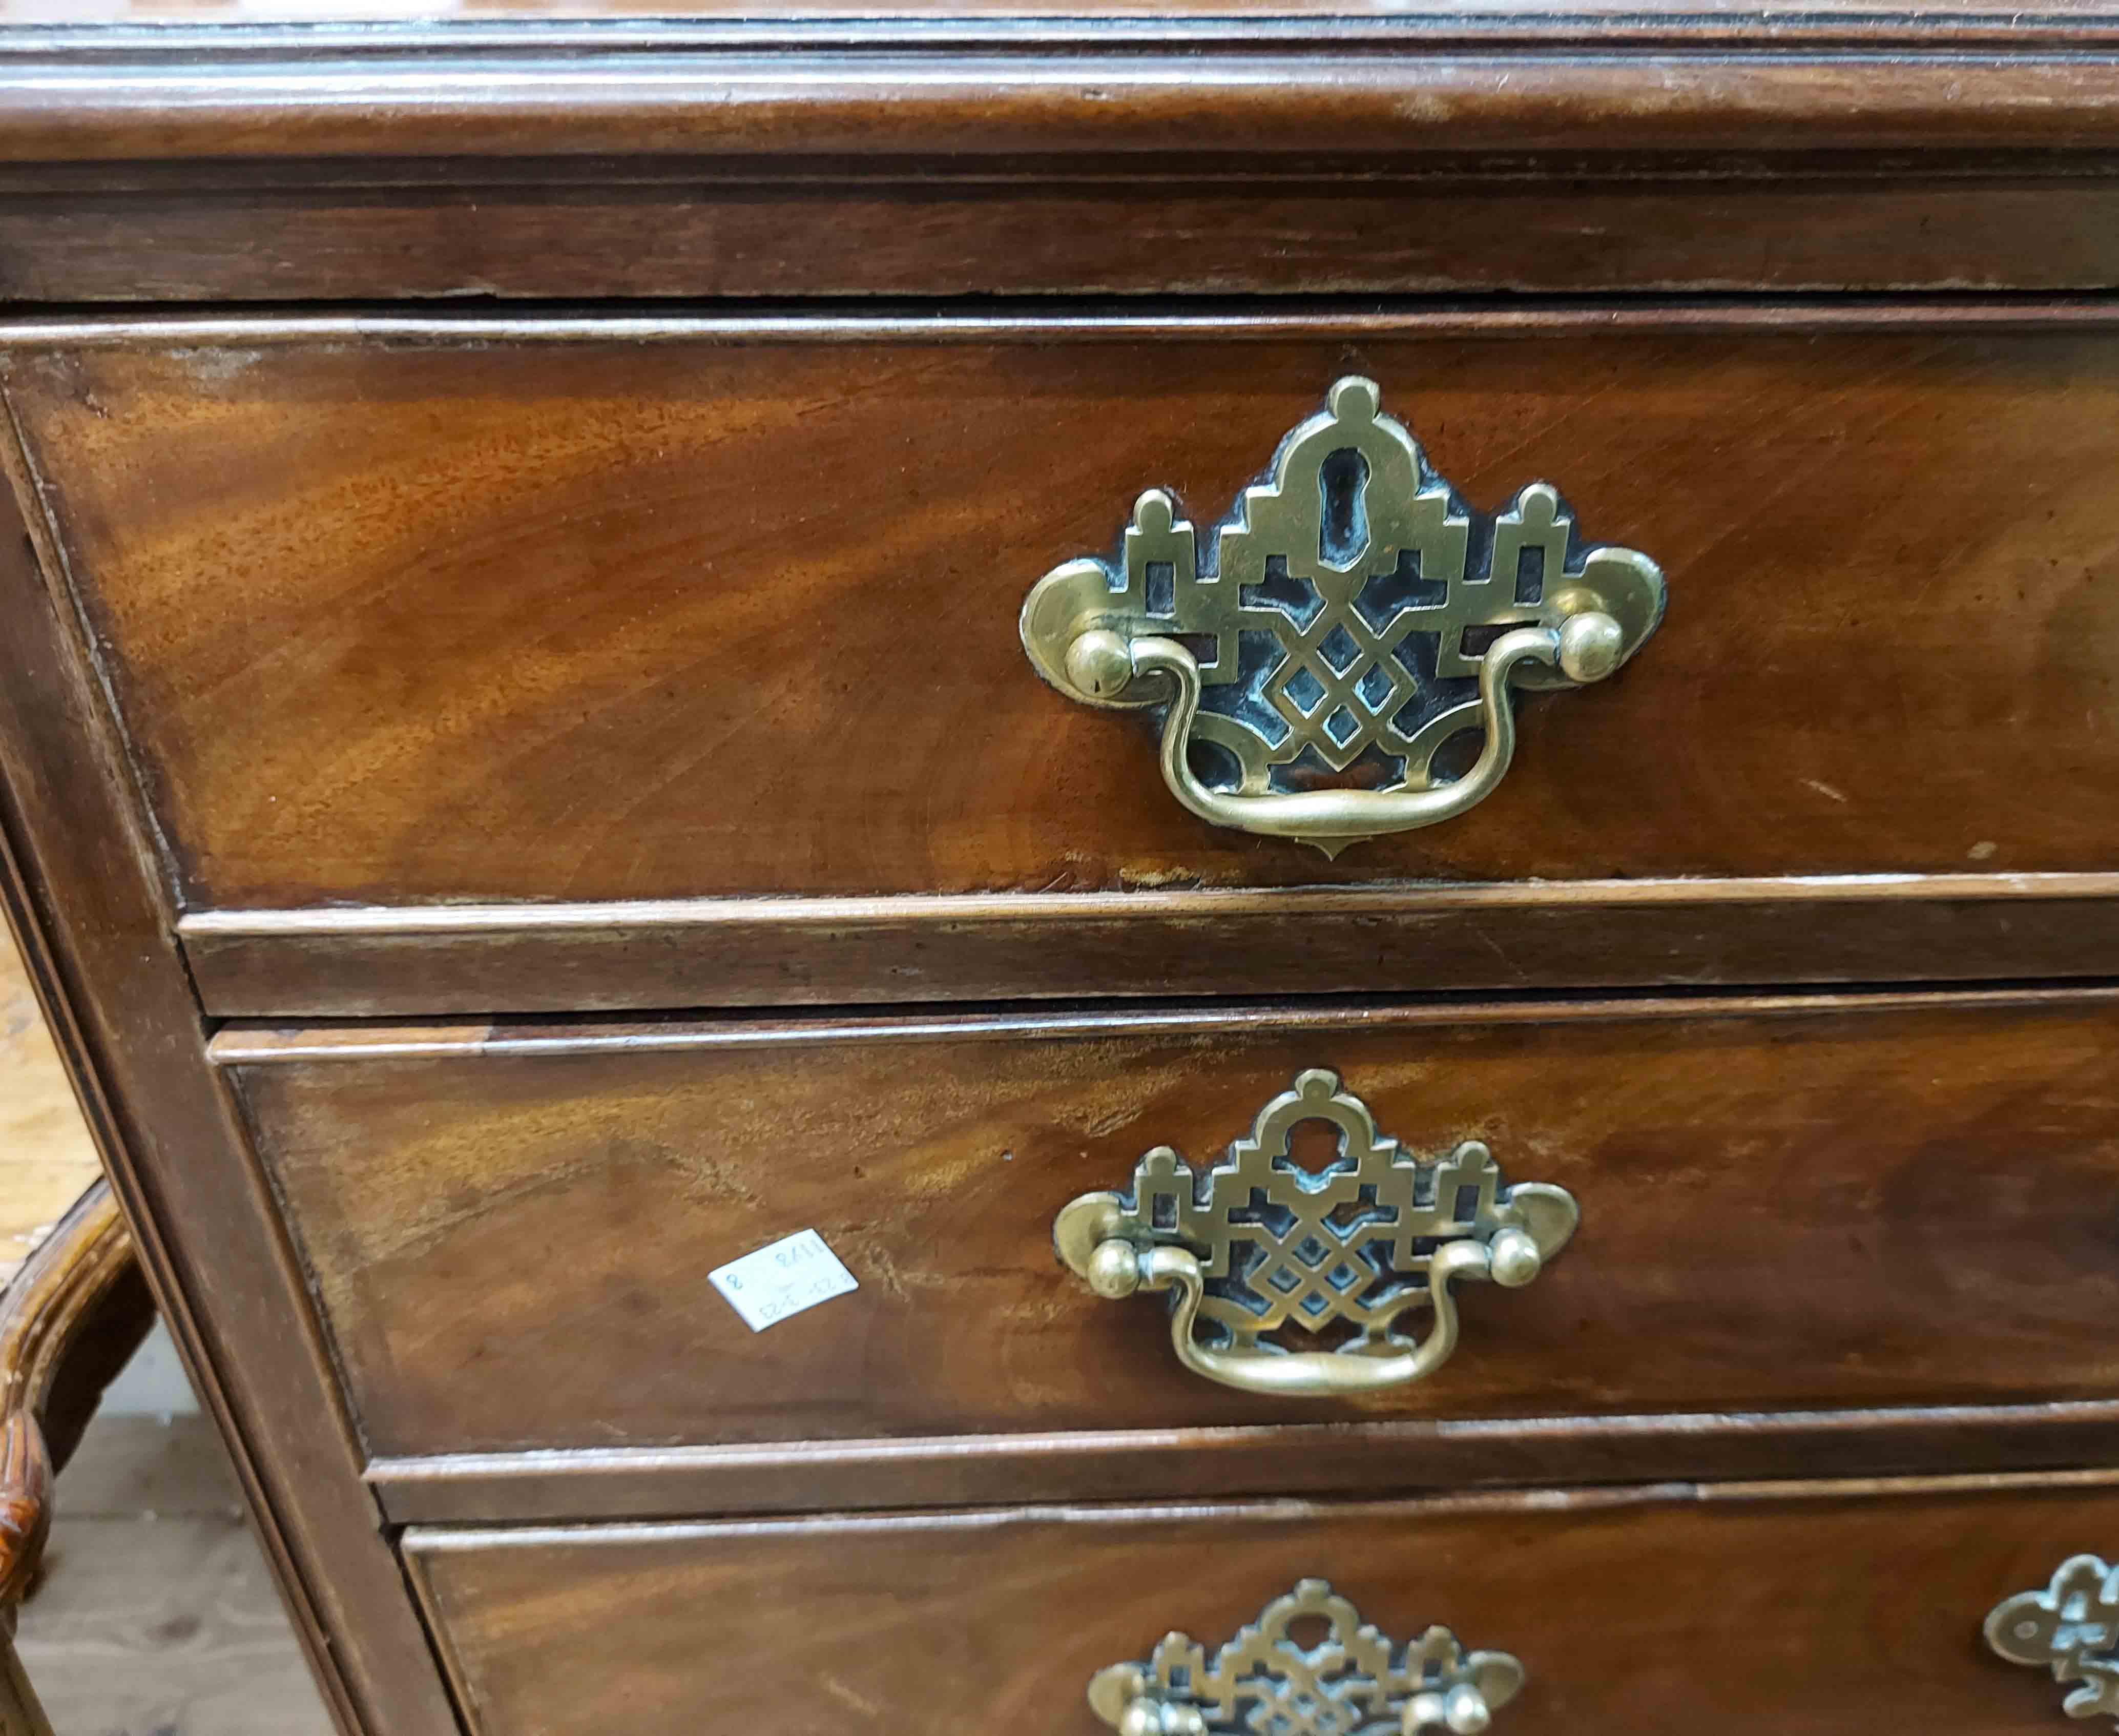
left=1318, top=446, right=1370, bottom=567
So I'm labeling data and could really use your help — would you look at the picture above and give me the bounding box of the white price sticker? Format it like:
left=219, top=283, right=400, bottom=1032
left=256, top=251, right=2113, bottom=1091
left=708, top=1229, right=860, bottom=1333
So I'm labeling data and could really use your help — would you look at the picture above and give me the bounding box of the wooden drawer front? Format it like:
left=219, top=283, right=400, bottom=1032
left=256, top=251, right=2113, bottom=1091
left=220, top=990, right=2119, bottom=1466
left=405, top=1477, right=2119, bottom=1736
left=16, top=316, right=2119, bottom=960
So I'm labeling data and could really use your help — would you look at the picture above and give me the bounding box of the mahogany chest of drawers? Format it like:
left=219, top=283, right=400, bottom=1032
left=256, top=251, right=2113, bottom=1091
left=6, top=6, right=2119, bottom=1732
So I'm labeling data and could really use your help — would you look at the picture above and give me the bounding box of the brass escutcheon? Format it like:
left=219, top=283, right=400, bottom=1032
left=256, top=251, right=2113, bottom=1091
left=1054, top=1070, right=1576, bottom=1398
left=1986, top=1555, right=2119, bottom=1725
left=1020, top=376, right=1665, bottom=854
left=1088, top=1579, right=1523, bottom=1735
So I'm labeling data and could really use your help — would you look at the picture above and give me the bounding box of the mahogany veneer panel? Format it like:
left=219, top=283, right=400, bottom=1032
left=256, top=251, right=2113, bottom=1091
left=221, top=991, right=2119, bottom=1459
left=405, top=1477, right=2119, bottom=1736
left=15, top=319, right=2119, bottom=928
left=0, top=381, right=461, bottom=1731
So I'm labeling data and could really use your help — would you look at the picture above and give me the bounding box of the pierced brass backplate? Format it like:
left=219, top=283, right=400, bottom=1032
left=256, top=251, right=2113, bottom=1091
left=1088, top=1579, right=1524, bottom=1736
left=1020, top=376, right=1665, bottom=854
left=1054, top=1069, right=1576, bottom=1397
left=1986, top=1556, right=2119, bottom=1724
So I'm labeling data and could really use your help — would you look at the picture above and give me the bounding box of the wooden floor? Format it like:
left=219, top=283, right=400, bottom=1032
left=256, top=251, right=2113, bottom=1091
left=16, top=1416, right=335, bottom=1735
left=3, top=922, right=334, bottom=1733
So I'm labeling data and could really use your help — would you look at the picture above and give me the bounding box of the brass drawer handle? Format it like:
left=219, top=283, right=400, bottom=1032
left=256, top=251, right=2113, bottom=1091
left=1020, top=376, right=1665, bottom=856
left=1986, top=1555, right=2119, bottom=1723
left=1053, top=1069, right=1576, bottom=1397
left=1089, top=1578, right=1523, bottom=1735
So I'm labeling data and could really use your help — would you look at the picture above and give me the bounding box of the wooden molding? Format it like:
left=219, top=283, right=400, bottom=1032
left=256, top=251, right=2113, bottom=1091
left=369, top=1399, right=2119, bottom=1526
left=185, top=877, right=2119, bottom=1017
left=2, top=37, right=2119, bottom=162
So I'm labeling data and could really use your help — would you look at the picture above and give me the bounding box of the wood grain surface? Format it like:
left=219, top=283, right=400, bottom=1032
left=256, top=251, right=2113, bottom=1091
left=222, top=990, right=2119, bottom=1461
left=3, top=15, right=2118, bottom=306
left=363, top=1396, right=2119, bottom=1525
left=26, top=172, right=2119, bottom=304
left=11, top=12, right=2119, bottom=1735
left=9, top=42, right=2119, bottom=164
left=172, top=876, right=2119, bottom=1016
left=404, top=1475, right=2119, bottom=1736
left=16, top=318, right=2119, bottom=935
left=0, top=391, right=461, bottom=1735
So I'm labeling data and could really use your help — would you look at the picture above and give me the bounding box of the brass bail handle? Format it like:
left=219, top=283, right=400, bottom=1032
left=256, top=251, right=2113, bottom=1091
left=1020, top=376, right=1666, bottom=856
left=1067, top=613, right=1622, bottom=854
left=1053, top=1070, right=1577, bottom=1399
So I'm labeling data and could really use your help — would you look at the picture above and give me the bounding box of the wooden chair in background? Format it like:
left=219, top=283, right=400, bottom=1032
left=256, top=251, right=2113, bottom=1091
left=0, top=1182, right=152, bottom=1735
